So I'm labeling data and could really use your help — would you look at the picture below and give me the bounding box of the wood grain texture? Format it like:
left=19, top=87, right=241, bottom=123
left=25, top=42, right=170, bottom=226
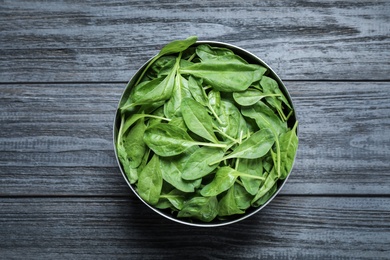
left=0, top=196, right=389, bottom=259
left=0, top=82, right=389, bottom=196
left=1, top=1, right=389, bottom=258
left=0, top=0, right=389, bottom=82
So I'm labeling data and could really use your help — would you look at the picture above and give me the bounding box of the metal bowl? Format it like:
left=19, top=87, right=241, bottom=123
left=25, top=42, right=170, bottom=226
left=113, top=41, right=298, bottom=227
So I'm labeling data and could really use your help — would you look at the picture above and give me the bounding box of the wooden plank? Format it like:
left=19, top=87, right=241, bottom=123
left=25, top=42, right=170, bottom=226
left=0, top=1, right=389, bottom=82
left=0, top=82, right=389, bottom=196
left=0, top=196, right=389, bottom=259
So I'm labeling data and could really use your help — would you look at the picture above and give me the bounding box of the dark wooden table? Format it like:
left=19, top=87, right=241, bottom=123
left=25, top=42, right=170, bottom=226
left=1, top=1, right=389, bottom=259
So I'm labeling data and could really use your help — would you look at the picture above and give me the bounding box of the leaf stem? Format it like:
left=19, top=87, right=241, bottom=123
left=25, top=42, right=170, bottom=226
left=134, top=55, right=161, bottom=87
left=208, top=104, right=224, bottom=125
left=160, top=194, right=184, bottom=199
left=235, top=158, right=240, bottom=171
left=213, top=125, right=239, bottom=143
left=145, top=114, right=172, bottom=122
left=187, top=52, right=197, bottom=62
left=236, top=172, right=265, bottom=181
left=275, top=134, right=281, bottom=178
left=116, top=114, right=126, bottom=148
left=120, top=103, right=135, bottom=111
left=192, top=142, right=227, bottom=149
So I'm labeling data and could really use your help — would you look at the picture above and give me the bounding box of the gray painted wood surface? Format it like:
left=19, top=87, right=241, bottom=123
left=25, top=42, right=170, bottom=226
left=1, top=1, right=389, bottom=259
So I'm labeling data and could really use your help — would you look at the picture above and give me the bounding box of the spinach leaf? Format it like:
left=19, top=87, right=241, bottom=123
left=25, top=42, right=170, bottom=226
left=154, top=198, right=172, bottom=210
left=181, top=146, right=225, bottom=180
left=122, top=119, right=147, bottom=168
left=233, top=88, right=281, bottom=106
left=234, top=183, right=253, bottom=210
left=187, top=76, right=207, bottom=106
left=210, top=128, right=274, bottom=165
left=275, top=121, right=299, bottom=180
left=164, top=73, right=191, bottom=118
left=237, top=158, right=263, bottom=195
left=126, top=54, right=180, bottom=108
left=160, top=188, right=187, bottom=210
left=200, top=166, right=238, bottom=197
left=207, top=89, right=222, bottom=118
left=143, top=123, right=226, bottom=157
left=251, top=183, right=277, bottom=207
left=241, top=101, right=288, bottom=136
left=160, top=158, right=202, bottom=192
left=251, top=168, right=278, bottom=205
left=143, top=123, right=195, bottom=156
left=201, top=166, right=265, bottom=197
left=116, top=145, right=137, bottom=183
left=214, top=100, right=246, bottom=141
left=218, top=185, right=245, bottom=217
left=168, top=116, right=187, bottom=131
left=116, top=116, right=148, bottom=184
left=180, top=61, right=267, bottom=92
left=136, top=155, right=163, bottom=205
left=134, top=36, right=198, bottom=86
left=196, top=44, right=248, bottom=64
left=181, top=98, right=220, bottom=143
left=177, top=196, right=219, bottom=222
left=145, top=55, right=176, bottom=79
left=196, top=44, right=234, bottom=59
left=260, top=76, right=292, bottom=120
left=158, top=36, right=198, bottom=57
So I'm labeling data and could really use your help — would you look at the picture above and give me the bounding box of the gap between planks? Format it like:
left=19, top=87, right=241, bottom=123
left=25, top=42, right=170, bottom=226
left=0, top=79, right=390, bottom=85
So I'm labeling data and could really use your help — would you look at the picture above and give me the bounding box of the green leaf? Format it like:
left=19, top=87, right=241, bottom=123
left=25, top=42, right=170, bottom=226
left=276, top=121, right=298, bottom=180
left=122, top=120, right=147, bottom=168
left=116, top=116, right=148, bottom=184
left=117, top=113, right=170, bottom=139
left=168, top=116, right=187, bottom=131
left=241, top=101, right=288, bottom=136
left=181, top=146, right=225, bottom=180
left=215, top=100, right=246, bottom=140
left=237, top=158, right=263, bottom=195
left=158, top=36, right=198, bottom=57
left=160, top=158, right=202, bottom=192
left=180, top=61, right=267, bottom=92
left=128, top=59, right=177, bottom=107
left=207, top=89, right=221, bottom=115
left=134, top=36, right=198, bottom=86
left=143, top=123, right=226, bottom=157
left=251, top=182, right=278, bottom=207
left=210, top=128, right=274, bottom=164
left=196, top=44, right=248, bottom=64
left=181, top=98, right=220, bottom=143
left=177, top=196, right=219, bottom=222
left=116, top=145, right=138, bottom=184
left=164, top=74, right=191, bottom=118
left=233, top=88, right=281, bottom=106
left=143, top=123, right=196, bottom=156
left=145, top=55, right=176, bottom=79
left=234, top=183, right=253, bottom=210
left=251, top=168, right=278, bottom=205
left=260, top=76, right=292, bottom=115
left=200, top=167, right=238, bottom=197
left=201, top=166, right=266, bottom=197
left=154, top=198, right=173, bottom=210
left=187, top=76, right=207, bottom=106
left=218, top=185, right=245, bottom=217
left=136, top=155, right=163, bottom=205
left=160, top=189, right=187, bottom=210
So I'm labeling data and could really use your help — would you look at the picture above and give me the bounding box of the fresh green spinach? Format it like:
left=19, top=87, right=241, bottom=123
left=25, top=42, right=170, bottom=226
left=116, top=36, right=298, bottom=223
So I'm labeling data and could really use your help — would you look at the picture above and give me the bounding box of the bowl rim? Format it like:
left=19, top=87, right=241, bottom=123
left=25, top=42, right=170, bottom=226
left=113, top=40, right=299, bottom=227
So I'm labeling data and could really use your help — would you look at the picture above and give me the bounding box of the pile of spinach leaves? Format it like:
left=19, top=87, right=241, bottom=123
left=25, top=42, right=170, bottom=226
left=116, top=36, right=298, bottom=223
